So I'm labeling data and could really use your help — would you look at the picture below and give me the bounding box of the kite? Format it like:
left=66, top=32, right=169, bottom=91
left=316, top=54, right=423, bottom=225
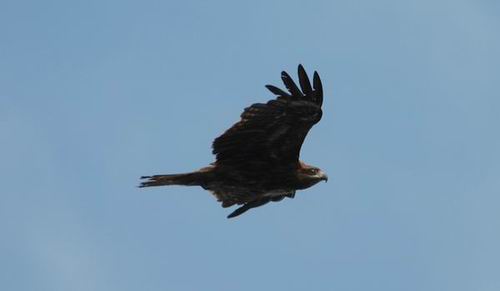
left=140, top=65, right=328, bottom=218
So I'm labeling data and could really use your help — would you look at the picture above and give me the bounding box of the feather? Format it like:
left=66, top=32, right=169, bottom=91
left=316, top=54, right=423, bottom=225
left=281, top=71, right=303, bottom=98
left=265, top=85, right=291, bottom=97
left=298, top=64, right=313, bottom=96
left=227, top=198, right=271, bottom=218
left=313, top=71, right=323, bottom=106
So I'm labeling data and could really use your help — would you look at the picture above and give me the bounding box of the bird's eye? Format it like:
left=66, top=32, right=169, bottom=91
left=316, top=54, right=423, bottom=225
left=309, top=168, right=318, bottom=174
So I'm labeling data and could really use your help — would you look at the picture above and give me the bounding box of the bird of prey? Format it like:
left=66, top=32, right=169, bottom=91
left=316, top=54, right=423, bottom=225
left=140, top=65, right=327, bottom=218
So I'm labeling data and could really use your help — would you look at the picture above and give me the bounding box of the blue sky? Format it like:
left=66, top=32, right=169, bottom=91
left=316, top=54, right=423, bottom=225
left=1, top=0, right=499, bottom=290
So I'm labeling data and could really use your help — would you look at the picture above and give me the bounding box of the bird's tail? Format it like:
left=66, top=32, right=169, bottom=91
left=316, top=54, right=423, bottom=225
left=139, top=172, right=205, bottom=188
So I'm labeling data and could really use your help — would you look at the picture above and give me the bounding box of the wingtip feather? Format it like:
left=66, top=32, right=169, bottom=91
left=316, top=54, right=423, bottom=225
left=313, top=71, right=323, bottom=106
left=281, top=70, right=302, bottom=98
left=297, top=64, right=312, bottom=96
left=265, top=84, right=291, bottom=97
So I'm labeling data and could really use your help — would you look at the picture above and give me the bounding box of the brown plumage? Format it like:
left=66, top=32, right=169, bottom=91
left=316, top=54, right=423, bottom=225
left=140, top=65, right=328, bottom=218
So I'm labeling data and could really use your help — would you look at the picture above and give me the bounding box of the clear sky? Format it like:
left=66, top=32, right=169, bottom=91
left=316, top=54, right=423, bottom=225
left=1, top=0, right=499, bottom=290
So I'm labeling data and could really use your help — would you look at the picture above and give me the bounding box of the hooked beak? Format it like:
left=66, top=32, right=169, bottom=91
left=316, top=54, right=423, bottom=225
left=319, top=172, right=328, bottom=183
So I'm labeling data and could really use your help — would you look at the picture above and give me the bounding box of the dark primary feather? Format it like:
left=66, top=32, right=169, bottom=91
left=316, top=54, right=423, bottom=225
left=298, top=64, right=313, bottom=95
left=281, top=71, right=303, bottom=98
left=264, top=85, right=290, bottom=98
left=313, top=71, right=323, bottom=106
left=212, top=65, right=323, bottom=176
left=227, top=198, right=271, bottom=218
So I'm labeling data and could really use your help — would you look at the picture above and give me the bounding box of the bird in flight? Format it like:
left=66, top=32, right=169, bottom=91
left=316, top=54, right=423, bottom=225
left=140, top=65, right=328, bottom=218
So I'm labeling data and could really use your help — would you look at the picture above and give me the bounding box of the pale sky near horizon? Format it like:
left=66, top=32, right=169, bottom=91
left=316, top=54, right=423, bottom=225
left=1, top=0, right=500, bottom=290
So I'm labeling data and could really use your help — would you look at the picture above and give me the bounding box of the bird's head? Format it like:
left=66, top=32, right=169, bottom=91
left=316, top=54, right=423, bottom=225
left=296, top=163, right=328, bottom=189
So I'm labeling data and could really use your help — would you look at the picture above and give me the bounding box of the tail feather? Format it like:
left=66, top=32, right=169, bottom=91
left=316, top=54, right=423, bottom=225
left=139, top=172, right=203, bottom=188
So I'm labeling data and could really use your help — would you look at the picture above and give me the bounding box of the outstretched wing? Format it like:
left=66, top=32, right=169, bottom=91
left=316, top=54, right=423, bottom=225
left=212, top=64, right=323, bottom=173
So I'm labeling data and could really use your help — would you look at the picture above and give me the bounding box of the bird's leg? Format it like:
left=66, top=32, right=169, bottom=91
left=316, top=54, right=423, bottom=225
left=227, top=198, right=271, bottom=219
